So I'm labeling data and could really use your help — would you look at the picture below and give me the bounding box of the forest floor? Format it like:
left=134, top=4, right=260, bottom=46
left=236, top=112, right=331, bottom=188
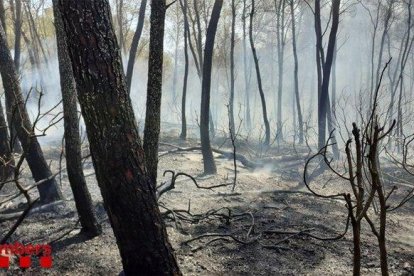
left=0, top=135, right=413, bottom=275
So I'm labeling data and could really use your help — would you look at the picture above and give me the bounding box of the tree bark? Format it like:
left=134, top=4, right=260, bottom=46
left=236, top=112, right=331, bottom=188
left=249, top=0, right=270, bottom=146
left=290, top=0, right=303, bottom=144
left=0, top=21, right=62, bottom=204
left=126, top=0, right=147, bottom=94
left=229, top=0, right=236, bottom=134
left=179, top=0, right=189, bottom=140
left=143, top=0, right=166, bottom=185
left=52, top=0, right=101, bottom=238
left=58, top=1, right=181, bottom=274
left=200, top=0, right=223, bottom=175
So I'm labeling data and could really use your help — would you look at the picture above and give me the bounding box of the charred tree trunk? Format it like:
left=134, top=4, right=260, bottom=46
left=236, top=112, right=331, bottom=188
left=126, top=0, right=147, bottom=94
left=0, top=22, right=62, bottom=204
left=8, top=0, right=23, bottom=154
left=229, top=0, right=236, bottom=134
left=200, top=0, right=223, bottom=175
left=315, top=0, right=340, bottom=151
left=242, top=0, right=251, bottom=130
left=249, top=0, right=270, bottom=146
left=0, top=100, right=13, bottom=182
left=290, top=0, right=303, bottom=144
left=179, top=0, right=189, bottom=140
left=58, top=1, right=181, bottom=274
left=143, top=0, right=166, bottom=185
left=52, top=0, right=101, bottom=238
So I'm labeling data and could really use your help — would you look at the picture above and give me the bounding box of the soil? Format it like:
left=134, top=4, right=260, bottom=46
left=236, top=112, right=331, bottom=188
left=0, top=136, right=413, bottom=275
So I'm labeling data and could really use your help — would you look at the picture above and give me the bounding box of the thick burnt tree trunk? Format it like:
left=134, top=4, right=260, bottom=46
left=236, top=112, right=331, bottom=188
left=0, top=22, right=62, bottom=204
left=58, top=1, right=181, bottom=274
left=143, top=0, right=166, bottom=184
left=200, top=0, right=223, bottom=175
left=126, top=0, right=147, bottom=94
left=52, top=0, right=101, bottom=238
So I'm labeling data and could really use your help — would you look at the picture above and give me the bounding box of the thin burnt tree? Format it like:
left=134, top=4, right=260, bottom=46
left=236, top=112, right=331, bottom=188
left=126, top=0, right=147, bottom=94
left=0, top=21, right=62, bottom=204
left=52, top=0, right=101, bottom=238
left=143, top=0, right=167, bottom=184
left=58, top=0, right=181, bottom=274
left=180, top=0, right=189, bottom=140
left=200, top=0, right=223, bottom=175
left=250, top=0, right=270, bottom=146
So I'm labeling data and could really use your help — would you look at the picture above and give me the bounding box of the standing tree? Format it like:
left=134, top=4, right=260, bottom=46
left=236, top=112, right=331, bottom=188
left=0, top=21, right=62, bottom=204
left=250, top=0, right=270, bottom=146
left=200, top=0, right=223, bottom=175
left=143, top=0, right=167, bottom=184
left=52, top=0, right=101, bottom=238
left=126, top=0, right=147, bottom=94
left=314, top=0, right=340, bottom=153
left=290, top=0, right=304, bottom=144
left=179, top=0, right=190, bottom=140
left=229, top=0, right=236, bottom=134
left=58, top=0, right=181, bottom=274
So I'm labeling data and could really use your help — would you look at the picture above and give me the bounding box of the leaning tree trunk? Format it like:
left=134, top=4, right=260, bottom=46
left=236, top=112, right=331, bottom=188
left=125, top=0, right=147, bottom=94
left=52, top=0, right=101, bottom=238
left=58, top=1, right=181, bottom=274
left=179, top=0, right=189, bottom=140
left=143, top=0, right=167, bottom=185
left=249, top=0, right=270, bottom=146
left=0, top=21, right=62, bottom=204
left=200, top=0, right=223, bottom=175
left=7, top=0, right=23, bottom=154
left=242, top=0, right=251, bottom=130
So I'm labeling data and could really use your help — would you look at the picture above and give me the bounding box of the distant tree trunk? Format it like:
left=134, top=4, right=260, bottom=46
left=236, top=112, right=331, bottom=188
left=331, top=42, right=337, bottom=118
left=116, top=0, right=125, bottom=53
left=143, top=0, right=167, bottom=184
left=200, top=0, right=223, bottom=175
left=13, top=0, right=22, bottom=72
left=58, top=1, right=181, bottom=274
left=180, top=0, right=189, bottom=140
left=290, top=0, right=303, bottom=144
left=126, top=0, right=147, bottom=94
left=52, top=0, right=101, bottom=237
left=229, top=0, right=236, bottom=134
left=249, top=0, right=270, bottom=146
left=0, top=1, right=5, bottom=36
left=242, top=0, right=251, bottom=130
left=0, top=22, right=62, bottom=204
left=275, top=0, right=286, bottom=143
left=0, top=100, right=13, bottom=182
left=172, top=13, right=180, bottom=104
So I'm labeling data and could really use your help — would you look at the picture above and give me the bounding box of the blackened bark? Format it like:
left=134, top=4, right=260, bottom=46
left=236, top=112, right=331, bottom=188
left=316, top=0, right=340, bottom=150
left=242, top=0, right=251, bottom=130
left=229, top=0, right=236, bottom=134
left=58, top=1, right=181, bottom=274
left=0, top=22, right=62, bottom=204
left=13, top=0, right=22, bottom=72
left=200, top=0, right=223, bottom=175
left=249, top=0, right=270, bottom=146
left=126, top=0, right=147, bottom=94
left=290, top=0, right=303, bottom=144
left=179, top=0, right=189, bottom=140
left=0, top=100, right=13, bottom=182
left=52, top=0, right=101, bottom=238
left=143, top=0, right=166, bottom=184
